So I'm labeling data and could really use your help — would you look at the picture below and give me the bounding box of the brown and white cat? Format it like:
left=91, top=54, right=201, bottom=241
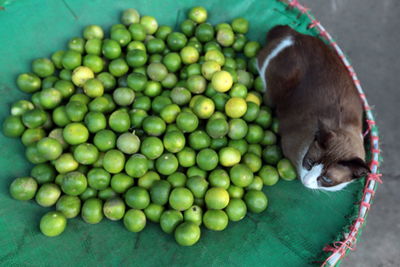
left=256, top=25, right=369, bottom=191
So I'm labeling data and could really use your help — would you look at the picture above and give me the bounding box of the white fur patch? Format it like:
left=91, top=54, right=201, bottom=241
left=256, top=36, right=294, bottom=92
left=297, top=147, right=352, bottom=191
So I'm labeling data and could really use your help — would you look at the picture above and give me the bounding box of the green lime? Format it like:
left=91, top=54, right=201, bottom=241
left=143, top=81, right=162, bottom=97
left=262, top=145, right=283, bottom=165
left=83, top=24, right=104, bottom=39
left=196, top=148, right=218, bottom=171
left=124, top=209, right=146, bottom=232
left=11, top=100, right=34, bottom=116
left=129, top=23, right=146, bottom=41
left=242, top=152, right=262, bottom=173
left=208, top=169, right=230, bottom=189
left=17, top=73, right=41, bottom=93
left=130, top=109, right=148, bottom=128
left=127, top=73, right=148, bottom=92
left=140, top=136, right=164, bottom=160
left=186, top=166, right=207, bottom=180
left=176, top=112, right=199, bottom=133
left=184, top=205, right=203, bottom=226
left=127, top=40, right=146, bottom=52
left=143, top=203, right=164, bottom=223
left=225, top=97, right=247, bottom=118
left=79, top=188, right=97, bottom=200
left=180, top=46, right=199, bottom=64
left=244, top=41, right=261, bottom=58
left=30, top=163, right=56, bottom=184
left=151, top=95, right=172, bottom=114
left=205, top=49, right=225, bottom=66
left=211, top=72, right=232, bottom=95
left=203, top=210, right=228, bottom=231
left=140, top=16, right=158, bottom=34
left=126, top=49, right=148, bottom=67
left=229, top=84, right=247, bottom=99
left=160, top=104, right=181, bottom=124
left=25, top=143, right=47, bottom=164
left=186, top=176, right=208, bottom=198
left=87, top=168, right=111, bottom=190
left=117, top=132, right=140, bottom=154
left=177, top=147, right=196, bottom=168
left=142, top=116, right=166, bottom=136
left=63, top=122, right=89, bottom=145
left=54, top=153, right=79, bottom=173
left=103, top=149, right=125, bottom=174
left=125, top=154, right=148, bottom=178
left=163, top=130, right=186, bottom=153
left=174, top=222, right=201, bottom=246
left=39, top=88, right=62, bottom=109
left=65, top=101, right=88, bottom=122
left=97, top=72, right=117, bottom=91
left=56, top=195, right=81, bottom=218
left=83, top=78, right=104, bottom=98
left=71, top=66, right=94, bottom=87
left=93, top=129, right=116, bottom=151
left=180, top=19, right=196, bottom=37
left=102, top=39, right=122, bottom=59
left=9, top=177, right=38, bottom=201
left=62, top=50, right=82, bottom=70
left=163, top=52, right=182, bottom=73
left=169, top=187, right=194, bottom=211
left=188, top=130, right=211, bottom=150
left=188, top=6, right=207, bottom=23
left=206, top=118, right=229, bottom=138
left=192, top=96, right=214, bottom=119
left=54, top=80, right=75, bottom=99
left=160, top=210, right=183, bottom=234
left=36, top=137, right=62, bottom=160
left=22, top=108, right=47, bottom=128
left=40, top=211, right=67, bottom=237
left=167, top=32, right=188, bottom=51
left=277, top=159, right=297, bottom=181
left=272, top=118, right=279, bottom=133
left=35, top=183, right=61, bottom=207
left=32, top=58, right=55, bottom=78
left=82, top=198, right=103, bottom=224
left=110, top=173, right=133, bottom=193
left=52, top=106, right=70, bottom=127
left=170, top=87, right=191, bottom=106
left=51, top=50, right=65, bottom=69
left=225, top=198, right=247, bottom=221
left=84, top=111, right=106, bottom=133
left=255, top=109, right=272, bottom=129
left=109, top=58, right=129, bottom=77
left=227, top=185, right=244, bottom=198
left=245, top=124, right=264, bottom=144
left=155, top=153, right=179, bottom=176
left=68, top=37, right=85, bottom=54
left=243, top=102, right=260, bottom=122
left=146, top=38, right=165, bottom=54
left=230, top=164, right=254, bottom=187
left=201, top=61, right=221, bottom=80
left=103, top=197, right=126, bottom=221
left=231, top=17, right=249, bottom=34
left=167, top=172, right=187, bottom=188
left=74, top=143, right=99, bottom=165
left=205, top=187, right=229, bottom=209
left=195, top=23, right=214, bottom=43
left=2, top=115, right=25, bottom=138
left=149, top=180, right=171, bottom=206
left=98, top=187, right=118, bottom=200
left=155, top=25, right=172, bottom=40
left=216, top=28, right=235, bottom=47
left=219, top=147, right=241, bottom=167
left=228, top=118, right=248, bottom=140
left=125, top=187, right=150, bottom=209
left=121, top=8, right=140, bottom=25
left=61, top=171, right=87, bottom=196
left=59, top=69, right=72, bottom=81
left=111, top=28, right=131, bottom=46
left=137, top=171, right=159, bottom=189
left=109, top=109, right=131, bottom=133
left=246, top=176, right=263, bottom=191
left=261, top=130, right=277, bottom=146
left=244, top=190, right=268, bottom=213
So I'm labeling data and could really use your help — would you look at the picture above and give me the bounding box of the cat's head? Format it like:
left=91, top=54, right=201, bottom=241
left=300, top=120, right=369, bottom=191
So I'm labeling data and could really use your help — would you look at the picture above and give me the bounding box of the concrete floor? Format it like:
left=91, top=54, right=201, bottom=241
left=299, top=1, right=400, bottom=266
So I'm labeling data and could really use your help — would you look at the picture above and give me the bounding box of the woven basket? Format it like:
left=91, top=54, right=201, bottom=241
left=0, top=0, right=381, bottom=266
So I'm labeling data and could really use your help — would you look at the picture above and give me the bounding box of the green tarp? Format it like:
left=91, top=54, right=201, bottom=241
left=0, top=0, right=362, bottom=266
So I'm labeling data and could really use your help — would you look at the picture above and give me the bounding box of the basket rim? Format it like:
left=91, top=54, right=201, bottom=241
left=283, top=1, right=382, bottom=266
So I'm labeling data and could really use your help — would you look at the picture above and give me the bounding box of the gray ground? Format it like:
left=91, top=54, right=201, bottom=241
left=299, top=0, right=400, bottom=266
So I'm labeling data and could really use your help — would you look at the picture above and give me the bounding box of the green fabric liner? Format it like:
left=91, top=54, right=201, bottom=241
left=0, top=0, right=373, bottom=266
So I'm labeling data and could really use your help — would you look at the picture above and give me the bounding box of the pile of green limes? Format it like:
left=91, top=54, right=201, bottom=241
left=3, top=6, right=296, bottom=246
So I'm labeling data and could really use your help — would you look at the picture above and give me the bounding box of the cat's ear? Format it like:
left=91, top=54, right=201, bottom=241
left=339, top=157, right=370, bottom=179
left=315, top=120, right=335, bottom=149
